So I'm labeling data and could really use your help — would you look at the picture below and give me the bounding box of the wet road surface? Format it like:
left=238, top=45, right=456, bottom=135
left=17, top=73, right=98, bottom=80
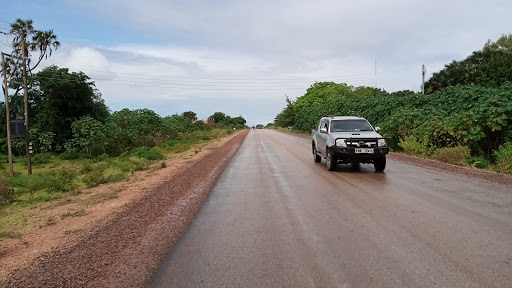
left=151, top=129, right=512, bottom=288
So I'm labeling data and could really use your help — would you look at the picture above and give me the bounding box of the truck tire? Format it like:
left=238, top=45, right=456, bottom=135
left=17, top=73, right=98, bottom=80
left=313, top=144, right=321, bottom=163
left=374, top=156, right=386, bottom=172
left=326, top=149, right=337, bottom=171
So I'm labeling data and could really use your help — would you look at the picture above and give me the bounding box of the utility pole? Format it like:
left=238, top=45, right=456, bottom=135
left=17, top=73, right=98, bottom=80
left=422, top=64, right=426, bottom=95
left=374, top=58, right=377, bottom=88
left=21, top=30, right=32, bottom=175
left=1, top=52, right=14, bottom=177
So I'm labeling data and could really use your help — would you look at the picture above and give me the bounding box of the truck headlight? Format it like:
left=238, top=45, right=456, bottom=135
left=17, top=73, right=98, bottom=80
left=378, top=138, right=387, bottom=147
left=335, top=139, right=347, bottom=147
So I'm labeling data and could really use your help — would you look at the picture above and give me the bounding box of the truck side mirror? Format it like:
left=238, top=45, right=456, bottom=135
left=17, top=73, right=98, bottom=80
left=320, top=127, right=327, bottom=134
left=375, top=127, right=381, bottom=132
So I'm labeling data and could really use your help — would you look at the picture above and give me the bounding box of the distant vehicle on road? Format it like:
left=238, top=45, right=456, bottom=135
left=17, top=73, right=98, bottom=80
left=311, top=116, right=389, bottom=171
left=255, top=124, right=264, bottom=129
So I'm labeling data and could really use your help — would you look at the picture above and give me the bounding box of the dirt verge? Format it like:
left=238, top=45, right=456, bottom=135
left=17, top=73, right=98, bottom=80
left=1, top=130, right=248, bottom=288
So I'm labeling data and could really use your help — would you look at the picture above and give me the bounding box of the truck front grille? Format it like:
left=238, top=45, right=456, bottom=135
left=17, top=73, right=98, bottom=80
left=344, top=139, right=377, bottom=148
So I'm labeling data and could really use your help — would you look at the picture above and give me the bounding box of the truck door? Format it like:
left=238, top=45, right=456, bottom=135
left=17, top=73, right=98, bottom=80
left=317, top=120, right=328, bottom=156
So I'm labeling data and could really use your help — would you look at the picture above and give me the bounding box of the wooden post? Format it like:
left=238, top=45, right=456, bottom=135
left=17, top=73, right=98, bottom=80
left=422, top=64, right=426, bottom=95
left=21, top=30, right=32, bottom=175
left=1, top=52, right=14, bottom=177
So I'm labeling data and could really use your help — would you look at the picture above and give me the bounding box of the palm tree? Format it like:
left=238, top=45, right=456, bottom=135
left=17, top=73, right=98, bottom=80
left=29, top=30, right=61, bottom=71
left=3, top=18, right=60, bottom=92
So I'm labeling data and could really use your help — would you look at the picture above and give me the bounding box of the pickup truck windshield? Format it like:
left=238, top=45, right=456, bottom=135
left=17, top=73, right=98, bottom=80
left=330, top=120, right=373, bottom=132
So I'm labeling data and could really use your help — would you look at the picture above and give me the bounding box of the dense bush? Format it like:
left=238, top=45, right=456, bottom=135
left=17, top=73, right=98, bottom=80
left=494, top=144, right=512, bottom=174
left=431, top=146, right=470, bottom=165
left=465, top=156, right=490, bottom=169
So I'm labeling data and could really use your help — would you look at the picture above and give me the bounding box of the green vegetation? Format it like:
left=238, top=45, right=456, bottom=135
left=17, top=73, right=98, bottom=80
left=273, top=34, right=512, bottom=174
left=0, top=19, right=249, bottom=236
left=0, top=126, right=236, bottom=208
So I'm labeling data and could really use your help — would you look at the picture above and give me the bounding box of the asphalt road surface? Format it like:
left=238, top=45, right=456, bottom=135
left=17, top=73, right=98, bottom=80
left=151, top=129, right=512, bottom=288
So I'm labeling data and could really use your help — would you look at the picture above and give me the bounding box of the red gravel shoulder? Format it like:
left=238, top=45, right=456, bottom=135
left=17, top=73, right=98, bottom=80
left=1, top=130, right=249, bottom=288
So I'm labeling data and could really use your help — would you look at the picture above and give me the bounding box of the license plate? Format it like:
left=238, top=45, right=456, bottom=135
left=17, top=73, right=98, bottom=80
left=355, top=148, right=374, bottom=153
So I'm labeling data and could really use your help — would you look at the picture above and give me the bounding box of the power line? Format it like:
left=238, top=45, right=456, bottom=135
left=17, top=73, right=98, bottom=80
left=26, top=69, right=417, bottom=89
left=70, top=66, right=417, bottom=82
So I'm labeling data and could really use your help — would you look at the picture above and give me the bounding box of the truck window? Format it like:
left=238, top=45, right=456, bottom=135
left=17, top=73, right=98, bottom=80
left=330, top=120, right=373, bottom=132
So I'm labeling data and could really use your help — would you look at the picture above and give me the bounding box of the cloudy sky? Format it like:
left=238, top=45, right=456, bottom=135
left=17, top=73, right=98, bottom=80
left=0, top=0, right=510, bottom=126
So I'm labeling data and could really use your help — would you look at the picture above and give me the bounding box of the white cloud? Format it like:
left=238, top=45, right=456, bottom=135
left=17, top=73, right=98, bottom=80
left=38, top=0, right=512, bottom=125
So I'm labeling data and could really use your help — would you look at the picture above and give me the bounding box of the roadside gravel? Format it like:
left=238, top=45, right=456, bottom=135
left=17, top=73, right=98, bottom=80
left=1, top=130, right=248, bottom=288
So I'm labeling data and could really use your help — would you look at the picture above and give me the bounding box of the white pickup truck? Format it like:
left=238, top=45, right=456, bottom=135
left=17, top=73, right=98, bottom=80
left=311, top=116, right=389, bottom=171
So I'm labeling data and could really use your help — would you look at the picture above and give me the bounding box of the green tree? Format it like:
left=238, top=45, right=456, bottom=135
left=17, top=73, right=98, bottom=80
left=182, top=111, right=197, bottom=122
left=29, top=66, right=109, bottom=149
left=65, top=117, right=105, bottom=156
left=107, top=108, right=163, bottom=151
left=274, top=96, right=296, bottom=127
left=2, top=19, right=60, bottom=94
left=210, top=112, right=226, bottom=124
left=425, top=34, right=512, bottom=93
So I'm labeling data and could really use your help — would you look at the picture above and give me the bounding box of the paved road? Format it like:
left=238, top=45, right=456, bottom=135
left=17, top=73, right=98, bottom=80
left=150, top=130, right=512, bottom=288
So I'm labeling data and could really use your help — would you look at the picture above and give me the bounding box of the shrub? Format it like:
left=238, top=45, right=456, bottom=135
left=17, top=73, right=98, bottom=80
left=31, top=153, right=53, bottom=165
left=164, top=139, right=181, bottom=147
left=130, top=158, right=150, bottom=171
left=80, top=161, right=94, bottom=174
left=130, top=147, right=164, bottom=160
left=111, top=159, right=132, bottom=172
left=170, top=143, right=191, bottom=153
left=398, top=135, right=432, bottom=156
left=82, top=167, right=107, bottom=188
left=7, top=172, right=68, bottom=195
left=494, top=144, right=512, bottom=175
left=0, top=154, right=9, bottom=163
left=465, top=156, right=489, bottom=169
left=58, top=151, right=85, bottom=160
left=106, top=172, right=125, bottom=183
left=0, top=178, right=15, bottom=205
left=431, top=146, right=470, bottom=165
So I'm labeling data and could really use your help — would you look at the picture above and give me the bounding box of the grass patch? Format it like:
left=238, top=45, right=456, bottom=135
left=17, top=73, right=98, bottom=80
left=164, top=139, right=181, bottom=147
left=60, top=209, right=87, bottom=219
left=170, top=143, right=191, bottom=153
left=0, top=128, right=235, bottom=234
left=31, top=153, right=54, bottom=165
left=0, top=230, right=22, bottom=239
left=130, top=147, right=164, bottom=160
left=0, top=177, right=15, bottom=205
left=83, top=191, right=118, bottom=206
left=58, top=151, right=85, bottom=160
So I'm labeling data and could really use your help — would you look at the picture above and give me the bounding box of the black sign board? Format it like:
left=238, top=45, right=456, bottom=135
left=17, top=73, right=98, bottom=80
left=10, top=120, right=26, bottom=139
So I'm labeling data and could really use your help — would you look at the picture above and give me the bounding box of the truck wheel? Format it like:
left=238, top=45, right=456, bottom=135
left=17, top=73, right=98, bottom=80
left=313, top=145, right=321, bottom=163
left=374, top=156, right=386, bottom=172
left=326, top=150, right=337, bottom=171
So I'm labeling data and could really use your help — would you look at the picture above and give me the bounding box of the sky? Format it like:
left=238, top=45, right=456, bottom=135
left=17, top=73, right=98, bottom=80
left=0, top=0, right=510, bottom=126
